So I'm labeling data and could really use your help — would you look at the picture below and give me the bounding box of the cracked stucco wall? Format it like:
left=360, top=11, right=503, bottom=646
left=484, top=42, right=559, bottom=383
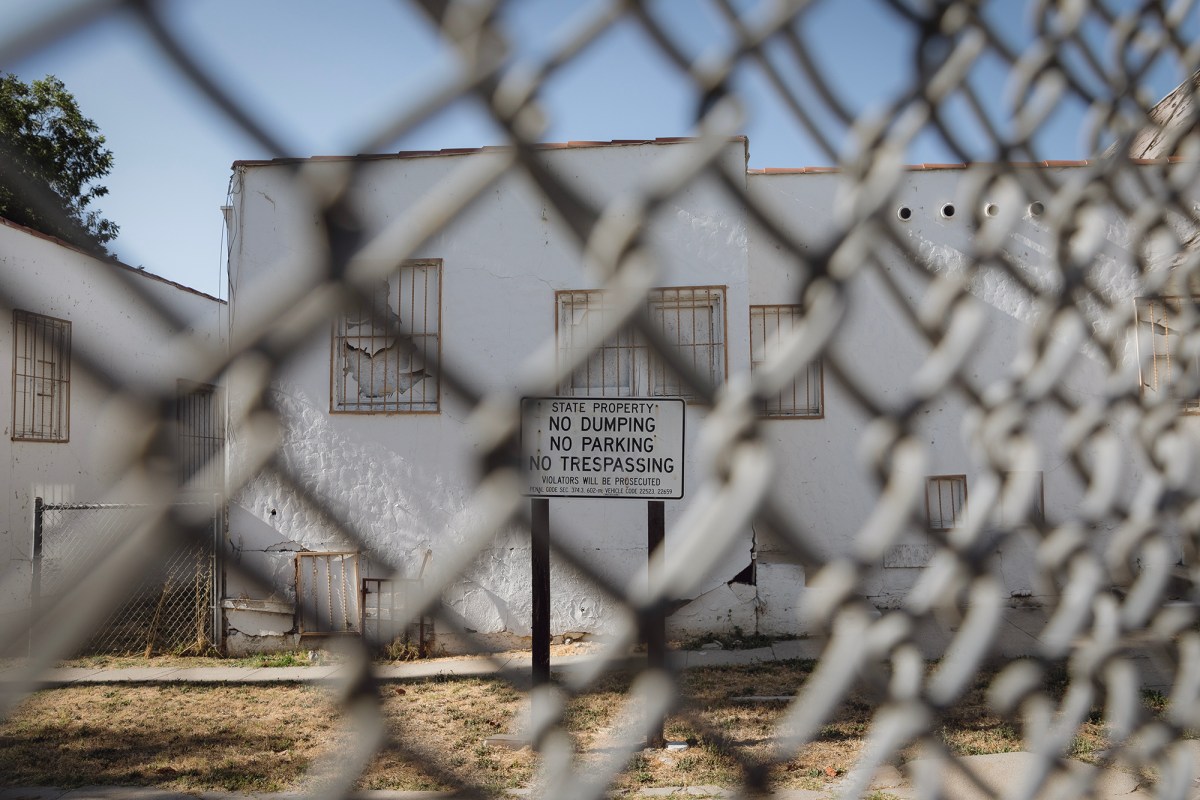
left=227, top=141, right=757, bottom=645
left=227, top=145, right=1200, bottom=650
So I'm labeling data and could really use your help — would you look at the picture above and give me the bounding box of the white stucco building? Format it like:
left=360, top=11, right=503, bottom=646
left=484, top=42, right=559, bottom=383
left=0, top=218, right=225, bottom=633
left=224, top=137, right=1197, bottom=651
left=1, top=133, right=1190, bottom=656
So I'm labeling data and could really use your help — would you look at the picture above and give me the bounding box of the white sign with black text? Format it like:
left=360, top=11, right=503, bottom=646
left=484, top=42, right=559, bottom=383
left=521, top=397, right=685, bottom=499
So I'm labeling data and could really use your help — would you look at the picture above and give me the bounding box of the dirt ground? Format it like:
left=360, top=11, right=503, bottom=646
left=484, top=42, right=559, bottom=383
left=0, top=658, right=1123, bottom=796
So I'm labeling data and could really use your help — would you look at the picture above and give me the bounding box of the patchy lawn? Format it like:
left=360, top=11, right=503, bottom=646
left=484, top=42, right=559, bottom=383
left=0, top=684, right=339, bottom=792
left=0, top=659, right=1127, bottom=796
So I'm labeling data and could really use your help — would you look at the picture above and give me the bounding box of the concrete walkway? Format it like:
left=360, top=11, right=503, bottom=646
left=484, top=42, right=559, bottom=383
left=3, top=606, right=1178, bottom=689
left=0, top=639, right=830, bottom=687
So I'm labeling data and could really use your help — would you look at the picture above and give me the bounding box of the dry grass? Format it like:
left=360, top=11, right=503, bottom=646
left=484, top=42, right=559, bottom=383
left=369, top=676, right=534, bottom=792
left=0, top=659, right=1127, bottom=796
left=52, top=650, right=334, bottom=669
left=0, top=684, right=339, bottom=792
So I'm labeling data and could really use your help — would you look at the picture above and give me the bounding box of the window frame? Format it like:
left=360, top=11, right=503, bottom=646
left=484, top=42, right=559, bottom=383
left=554, top=285, right=728, bottom=402
left=330, top=259, right=442, bottom=415
left=555, top=289, right=645, bottom=397
left=925, top=474, right=968, bottom=532
left=1135, top=296, right=1200, bottom=414
left=749, top=304, right=824, bottom=419
left=11, top=309, right=71, bottom=443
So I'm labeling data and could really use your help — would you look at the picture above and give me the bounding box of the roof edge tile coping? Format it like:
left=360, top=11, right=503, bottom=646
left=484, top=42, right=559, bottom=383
left=747, top=156, right=1189, bottom=174
left=232, top=135, right=751, bottom=168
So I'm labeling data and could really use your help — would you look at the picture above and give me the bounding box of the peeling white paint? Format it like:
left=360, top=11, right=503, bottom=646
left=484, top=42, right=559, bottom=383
left=225, top=144, right=1200, bottom=649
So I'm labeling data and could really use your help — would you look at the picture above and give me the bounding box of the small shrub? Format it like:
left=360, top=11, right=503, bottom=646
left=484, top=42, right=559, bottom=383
left=381, top=632, right=442, bottom=661
left=1141, top=688, right=1168, bottom=713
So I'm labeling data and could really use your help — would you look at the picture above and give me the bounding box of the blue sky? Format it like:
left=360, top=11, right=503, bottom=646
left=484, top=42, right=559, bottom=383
left=1, top=0, right=1196, bottom=298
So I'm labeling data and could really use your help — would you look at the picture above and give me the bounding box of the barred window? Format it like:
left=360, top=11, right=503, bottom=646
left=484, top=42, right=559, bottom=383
left=1137, top=297, right=1200, bottom=413
left=332, top=261, right=440, bottom=413
left=176, top=380, right=225, bottom=490
left=926, top=475, right=967, bottom=531
left=557, top=290, right=643, bottom=397
left=556, top=286, right=726, bottom=400
left=749, top=305, right=823, bottom=418
left=12, top=310, right=70, bottom=442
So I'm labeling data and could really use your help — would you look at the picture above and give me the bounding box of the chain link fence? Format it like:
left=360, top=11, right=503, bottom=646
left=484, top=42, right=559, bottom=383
left=4, top=0, right=1200, bottom=798
left=33, top=500, right=219, bottom=656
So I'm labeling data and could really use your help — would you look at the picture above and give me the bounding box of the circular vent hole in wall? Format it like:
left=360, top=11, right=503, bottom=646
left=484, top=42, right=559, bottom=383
left=940, top=203, right=955, bottom=219
left=897, top=206, right=912, bottom=221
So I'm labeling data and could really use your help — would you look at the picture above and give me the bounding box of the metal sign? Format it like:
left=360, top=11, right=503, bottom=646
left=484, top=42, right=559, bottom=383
left=521, top=397, right=685, bottom=499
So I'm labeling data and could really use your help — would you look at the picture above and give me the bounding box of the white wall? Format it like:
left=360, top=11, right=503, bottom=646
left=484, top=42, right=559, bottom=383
left=227, top=140, right=755, bottom=647
left=747, top=162, right=1190, bottom=613
left=227, top=141, right=1195, bottom=647
left=0, top=220, right=226, bottom=622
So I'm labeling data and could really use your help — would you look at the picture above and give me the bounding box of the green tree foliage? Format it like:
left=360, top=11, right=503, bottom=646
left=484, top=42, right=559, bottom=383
left=0, top=73, right=118, bottom=254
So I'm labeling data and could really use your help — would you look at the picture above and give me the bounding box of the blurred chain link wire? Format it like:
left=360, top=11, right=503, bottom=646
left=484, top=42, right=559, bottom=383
left=4, top=0, right=1200, bottom=797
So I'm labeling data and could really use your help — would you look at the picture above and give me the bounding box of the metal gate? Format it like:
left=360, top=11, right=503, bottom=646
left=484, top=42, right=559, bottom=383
left=295, top=551, right=360, bottom=637
left=32, top=498, right=221, bottom=656
left=361, top=577, right=429, bottom=650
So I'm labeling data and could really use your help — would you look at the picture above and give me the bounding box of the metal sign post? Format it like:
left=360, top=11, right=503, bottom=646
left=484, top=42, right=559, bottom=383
left=521, top=397, right=685, bottom=749
left=531, top=497, right=550, bottom=689
left=30, top=496, right=43, bottom=656
left=646, top=498, right=666, bottom=749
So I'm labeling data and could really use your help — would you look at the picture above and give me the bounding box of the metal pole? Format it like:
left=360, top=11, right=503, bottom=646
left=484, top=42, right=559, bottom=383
left=212, top=494, right=223, bottom=653
left=30, top=497, right=43, bottom=656
left=531, top=498, right=550, bottom=688
left=647, top=499, right=666, bottom=748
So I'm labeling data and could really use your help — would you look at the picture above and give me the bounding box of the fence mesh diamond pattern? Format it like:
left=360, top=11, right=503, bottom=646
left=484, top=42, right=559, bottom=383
left=4, top=1, right=1200, bottom=798
left=34, top=502, right=218, bottom=656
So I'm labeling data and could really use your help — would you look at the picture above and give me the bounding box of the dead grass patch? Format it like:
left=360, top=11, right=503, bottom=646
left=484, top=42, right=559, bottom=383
left=0, top=659, right=1133, bottom=795
left=0, top=684, right=339, bottom=792
left=368, top=677, right=533, bottom=792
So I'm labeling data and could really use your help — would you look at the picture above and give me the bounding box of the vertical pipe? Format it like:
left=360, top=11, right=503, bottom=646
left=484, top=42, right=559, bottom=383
left=355, top=578, right=364, bottom=642
left=531, top=498, right=550, bottom=688
left=213, top=493, right=224, bottom=653
left=30, top=497, right=43, bottom=656
left=326, top=557, right=335, bottom=631
left=647, top=499, right=666, bottom=748
left=295, top=557, right=303, bottom=636
left=341, top=557, right=349, bottom=631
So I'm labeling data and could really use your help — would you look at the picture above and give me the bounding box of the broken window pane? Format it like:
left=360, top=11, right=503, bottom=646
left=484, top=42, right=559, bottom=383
left=333, top=262, right=440, bottom=412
